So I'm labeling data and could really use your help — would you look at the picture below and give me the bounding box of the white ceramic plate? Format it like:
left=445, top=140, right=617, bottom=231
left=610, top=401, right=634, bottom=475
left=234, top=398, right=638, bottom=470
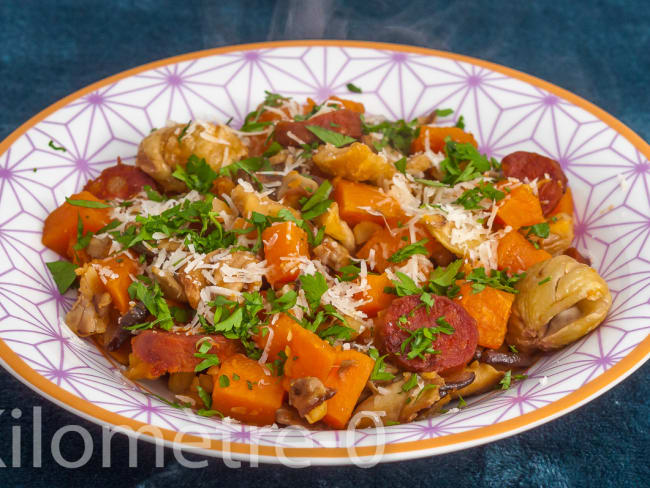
left=0, top=41, right=648, bottom=465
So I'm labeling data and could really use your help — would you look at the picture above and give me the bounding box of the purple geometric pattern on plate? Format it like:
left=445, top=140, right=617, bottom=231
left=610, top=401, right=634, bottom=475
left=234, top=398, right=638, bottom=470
left=0, top=46, right=648, bottom=451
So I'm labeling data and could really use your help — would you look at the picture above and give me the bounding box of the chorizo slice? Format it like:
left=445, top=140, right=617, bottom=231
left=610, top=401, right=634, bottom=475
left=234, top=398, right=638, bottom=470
left=131, top=330, right=242, bottom=378
left=274, top=109, right=362, bottom=147
left=501, top=151, right=568, bottom=216
left=84, top=160, right=158, bottom=200
left=375, top=295, right=478, bottom=374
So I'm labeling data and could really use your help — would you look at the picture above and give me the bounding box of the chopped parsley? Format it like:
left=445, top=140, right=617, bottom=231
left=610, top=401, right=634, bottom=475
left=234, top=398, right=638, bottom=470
left=499, top=371, right=528, bottom=390
left=48, top=140, right=66, bottom=152
left=46, top=261, right=78, bottom=294
left=339, top=264, right=361, bottom=282
left=439, top=138, right=499, bottom=186
left=388, top=239, right=429, bottom=263
left=65, top=198, right=112, bottom=209
left=362, top=116, right=420, bottom=155
left=369, top=348, right=395, bottom=381
left=453, top=181, right=505, bottom=210
left=455, top=116, right=465, bottom=129
left=177, top=120, right=191, bottom=143
left=394, top=157, right=407, bottom=174
left=126, top=277, right=174, bottom=330
left=299, top=272, right=328, bottom=312
left=402, top=374, right=419, bottom=392
left=538, top=277, right=551, bottom=285
left=522, top=222, right=550, bottom=239
left=172, top=154, right=217, bottom=194
left=267, top=289, right=298, bottom=313
left=300, top=180, right=333, bottom=220
left=219, top=375, right=230, bottom=388
left=346, top=83, right=362, bottom=93
left=196, top=385, right=212, bottom=409
left=305, top=125, right=356, bottom=147
left=262, top=141, right=283, bottom=157
left=434, top=108, right=454, bottom=117
left=509, top=344, right=519, bottom=354
left=466, top=267, right=524, bottom=294
left=219, top=156, right=272, bottom=191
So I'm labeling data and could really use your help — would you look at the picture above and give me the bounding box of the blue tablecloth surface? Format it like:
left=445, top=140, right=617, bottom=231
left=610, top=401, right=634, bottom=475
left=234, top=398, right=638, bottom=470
left=0, top=1, right=648, bottom=486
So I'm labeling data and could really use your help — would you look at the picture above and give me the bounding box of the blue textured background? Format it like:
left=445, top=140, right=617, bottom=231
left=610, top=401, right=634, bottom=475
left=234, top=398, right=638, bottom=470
left=0, top=1, right=648, bottom=486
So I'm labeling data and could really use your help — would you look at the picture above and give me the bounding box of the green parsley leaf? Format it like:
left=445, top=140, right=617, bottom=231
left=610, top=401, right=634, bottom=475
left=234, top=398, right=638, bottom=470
left=267, top=289, right=298, bottom=313
left=499, top=370, right=512, bottom=390
left=172, top=154, right=217, bottom=194
left=65, top=198, right=112, bottom=209
left=414, top=178, right=446, bottom=188
left=466, top=267, right=524, bottom=294
left=299, top=272, right=328, bottom=312
left=46, top=261, right=78, bottom=294
left=394, top=157, right=407, bottom=174
left=219, top=375, right=230, bottom=388
left=522, top=222, right=550, bottom=239
left=319, top=324, right=355, bottom=341
left=305, top=125, right=356, bottom=147
left=439, top=138, right=498, bottom=186
left=247, top=380, right=254, bottom=390
left=390, top=271, right=422, bottom=296
left=455, top=115, right=465, bottom=130
left=144, top=185, right=165, bottom=202
left=402, top=374, right=419, bottom=392
left=538, top=276, right=551, bottom=285
left=388, top=238, right=429, bottom=263
left=197, top=409, right=224, bottom=418
left=369, top=348, right=395, bottom=381
left=126, top=278, right=174, bottom=330
left=346, top=83, right=362, bottom=93
left=339, top=264, right=361, bottom=282
left=457, top=393, right=467, bottom=408
left=300, top=180, right=333, bottom=220
left=177, top=120, right=191, bottom=143
left=263, top=141, right=283, bottom=157
left=196, top=385, right=212, bottom=409
left=454, top=182, right=505, bottom=210
left=48, top=140, right=66, bottom=152
left=509, top=344, right=519, bottom=354
left=434, top=108, right=454, bottom=117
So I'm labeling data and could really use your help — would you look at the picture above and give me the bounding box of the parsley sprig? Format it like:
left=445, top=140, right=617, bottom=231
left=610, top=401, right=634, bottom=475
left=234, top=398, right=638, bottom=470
left=466, top=267, right=524, bottom=294
left=439, top=138, right=499, bottom=186
left=361, top=117, right=420, bottom=155
left=454, top=181, right=505, bottom=210
left=172, top=155, right=217, bottom=194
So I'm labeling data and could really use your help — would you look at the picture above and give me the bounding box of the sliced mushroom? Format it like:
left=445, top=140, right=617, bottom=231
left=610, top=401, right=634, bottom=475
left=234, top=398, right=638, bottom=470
left=118, top=301, right=148, bottom=328
left=450, top=361, right=504, bottom=399
left=65, top=264, right=112, bottom=336
left=151, top=266, right=187, bottom=303
left=439, top=371, right=476, bottom=393
left=480, top=349, right=536, bottom=369
left=288, top=377, right=336, bottom=423
left=86, top=235, right=112, bottom=259
left=312, top=236, right=351, bottom=271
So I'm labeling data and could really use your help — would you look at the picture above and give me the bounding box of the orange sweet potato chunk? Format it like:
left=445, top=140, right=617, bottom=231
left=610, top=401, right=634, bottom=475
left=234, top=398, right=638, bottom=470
left=455, top=282, right=515, bottom=349
left=323, top=350, right=374, bottom=429
left=497, top=230, right=551, bottom=274
left=212, top=353, right=284, bottom=426
left=495, top=184, right=545, bottom=230
left=410, top=126, right=478, bottom=154
left=42, top=191, right=111, bottom=257
left=262, top=221, right=309, bottom=287
left=333, top=178, right=406, bottom=227
left=354, top=273, right=395, bottom=318
left=549, top=186, right=574, bottom=217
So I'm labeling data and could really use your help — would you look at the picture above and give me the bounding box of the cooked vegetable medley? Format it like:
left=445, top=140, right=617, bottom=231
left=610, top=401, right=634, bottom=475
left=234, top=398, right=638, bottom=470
left=42, top=90, right=612, bottom=428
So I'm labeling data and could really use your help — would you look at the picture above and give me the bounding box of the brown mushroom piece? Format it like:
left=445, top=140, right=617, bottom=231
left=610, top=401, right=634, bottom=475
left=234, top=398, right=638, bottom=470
left=136, top=122, right=248, bottom=193
left=312, top=236, right=351, bottom=271
left=65, top=265, right=113, bottom=336
left=288, top=377, right=336, bottom=424
left=480, top=349, right=536, bottom=369
left=151, top=266, right=188, bottom=303
left=507, top=255, right=612, bottom=352
left=118, top=301, right=149, bottom=329
left=86, top=235, right=112, bottom=260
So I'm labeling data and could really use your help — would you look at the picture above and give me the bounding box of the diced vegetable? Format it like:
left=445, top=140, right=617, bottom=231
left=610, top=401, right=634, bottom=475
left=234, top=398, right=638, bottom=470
left=354, top=273, right=395, bottom=317
left=283, top=322, right=337, bottom=382
left=304, top=96, right=365, bottom=114
left=96, top=254, right=140, bottom=314
left=410, top=126, right=478, bottom=154
left=254, top=313, right=295, bottom=362
left=495, top=184, right=545, bottom=229
left=211, top=353, right=284, bottom=426
left=332, top=178, right=406, bottom=227
left=497, top=230, right=552, bottom=274
left=42, top=191, right=111, bottom=257
left=455, top=282, right=515, bottom=349
left=356, top=224, right=443, bottom=272
left=262, top=221, right=310, bottom=287
left=313, top=142, right=395, bottom=184
left=323, top=350, right=375, bottom=429
left=549, top=187, right=573, bottom=217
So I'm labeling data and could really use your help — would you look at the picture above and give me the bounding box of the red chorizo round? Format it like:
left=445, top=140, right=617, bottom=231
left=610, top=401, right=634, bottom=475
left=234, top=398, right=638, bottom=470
left=501, top=151, right=568, bottom=216
left=375, top=294, right=478, bottom=373
left=84, top=160, right=159, bottom=200
left=274, top=109, right=362, bottom=147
